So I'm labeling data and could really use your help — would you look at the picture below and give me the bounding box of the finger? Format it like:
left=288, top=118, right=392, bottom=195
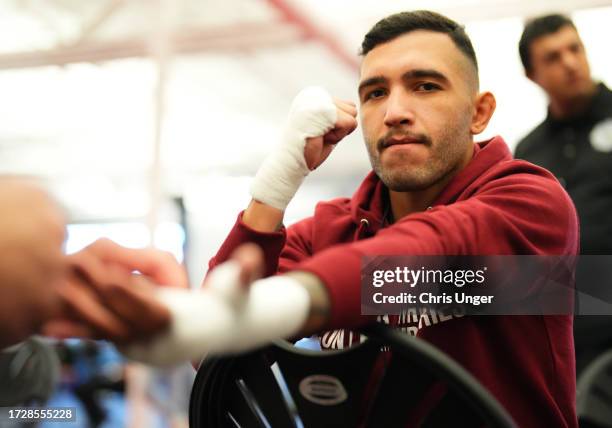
left=318, top=143, right=336, bottom=165
left=336, top=109, right=359, bottom=130
left=69, top=253, right=142, bottom=318
left=99, top=275, right=171, bottom=339
left=229, top=243, right=265, bottom=287
left=85, top=238, right=188, bottom=287
left=325, top=111, right=358, bottom=145
left=63, top=260, right=170, bottom=342
left=68, top=251, right=128, bottom=299
left=334, top=100, right=357, bottom=117
left=304, top=136, right=324, bottom=171
left=333, top=98, right=356, bottom=108
left=58, top=279, right=131, bottom=341
left=74, top=260, right=170, bottom=340
left=41, top=319, right=95, bottom=339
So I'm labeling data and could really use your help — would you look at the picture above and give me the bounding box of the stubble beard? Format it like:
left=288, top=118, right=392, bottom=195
left=366, top=122, right=472, bottom=192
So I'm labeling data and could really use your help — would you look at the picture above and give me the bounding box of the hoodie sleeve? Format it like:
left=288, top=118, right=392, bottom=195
left=295, top=172, right=579, bottom=330
left=208, top=211, right=314, bottom=278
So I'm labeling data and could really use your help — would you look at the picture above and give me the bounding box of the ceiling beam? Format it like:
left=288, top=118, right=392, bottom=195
left=263, top=0, right=359, bottom=73
left=73, top=0, right=126, bottom=45
left=0, top=22, right=301, bottom=70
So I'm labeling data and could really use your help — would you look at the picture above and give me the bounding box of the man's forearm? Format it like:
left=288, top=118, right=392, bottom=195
left=286, top=271, right=331, bottom=336
left=242, top=199, right=285, bottom=232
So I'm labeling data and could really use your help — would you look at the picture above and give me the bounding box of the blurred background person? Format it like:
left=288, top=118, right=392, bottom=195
left=0, top=178, right=66, bottom=348
left=515, top=14, right=612, bottom=254
left=515, top=14, right=612, bottom=374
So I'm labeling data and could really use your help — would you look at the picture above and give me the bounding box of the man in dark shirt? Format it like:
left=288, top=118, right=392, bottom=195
left=515, top=14, right=612, bottom=373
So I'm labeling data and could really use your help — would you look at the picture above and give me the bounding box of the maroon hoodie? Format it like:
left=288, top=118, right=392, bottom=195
left=210, top=136, right=579, bottom=427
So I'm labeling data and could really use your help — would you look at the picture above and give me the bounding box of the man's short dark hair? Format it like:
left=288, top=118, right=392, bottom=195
left=360, top=10, right=479, bottom=74
left=519, top=14, right=576, bottom=73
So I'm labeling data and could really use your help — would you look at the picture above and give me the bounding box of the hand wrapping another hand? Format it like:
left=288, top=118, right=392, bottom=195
left=120, top=243, right=311, bottom=366
left=44, top=240, right=311, bottom=367
left=42, top=238, right=183, bottom=343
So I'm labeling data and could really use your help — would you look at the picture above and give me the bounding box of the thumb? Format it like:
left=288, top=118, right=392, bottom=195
left=304, top=136, right=323, bottom=171
left=230, top=243, right=264, bottom=288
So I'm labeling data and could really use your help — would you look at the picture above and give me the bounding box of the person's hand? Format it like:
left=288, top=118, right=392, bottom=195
left=0, top=178, right=66, bottom=347
left=205, top=242, right=264, bottom=295
left=42, top=239, right=187, bottom=343
left=71, top=238, right=189, bottom=289
left=250, top=87, right=357, bottom=211
left=304, top=98, right=357, bottom=170
left=120, top=243, right=312, bottom=366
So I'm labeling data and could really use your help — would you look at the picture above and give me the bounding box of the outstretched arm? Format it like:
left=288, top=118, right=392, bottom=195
left=43, top=238, right=332, bottom=366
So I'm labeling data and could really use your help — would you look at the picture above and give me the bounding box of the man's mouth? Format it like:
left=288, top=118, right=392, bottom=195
left=566, top=72, right=585, bottom=85
left=380, top=136, right=425, bottom=150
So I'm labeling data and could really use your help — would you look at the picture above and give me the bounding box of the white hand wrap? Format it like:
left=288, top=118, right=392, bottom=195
left=250, top=86, right=337, bottom=211
left=120, top=264, right=311, bottom=366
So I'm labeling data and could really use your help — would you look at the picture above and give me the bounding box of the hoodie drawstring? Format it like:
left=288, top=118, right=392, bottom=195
left=357, top=218, right=370, bottom=240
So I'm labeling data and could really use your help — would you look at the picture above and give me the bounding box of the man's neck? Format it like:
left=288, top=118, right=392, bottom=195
left=388, top=143, right=474, bottom=221
left=549, top=81, right=598, bottom=120
left=388, top=180, right=448, bottom=221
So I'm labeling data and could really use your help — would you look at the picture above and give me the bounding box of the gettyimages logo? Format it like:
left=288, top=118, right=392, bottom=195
left=372, top=266, right=487, bottom=288
left=361, top=255, right=578, bottom=316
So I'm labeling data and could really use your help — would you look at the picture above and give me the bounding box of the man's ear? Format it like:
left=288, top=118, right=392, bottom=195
left=470, top=91, right=496, bottom=135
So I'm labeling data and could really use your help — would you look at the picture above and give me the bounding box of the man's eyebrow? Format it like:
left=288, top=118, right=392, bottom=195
left=358, top=69, right=450, bottom=94
left=358, top=76, right=387, bottom=94
left=403, top=69, right=449, bottom=83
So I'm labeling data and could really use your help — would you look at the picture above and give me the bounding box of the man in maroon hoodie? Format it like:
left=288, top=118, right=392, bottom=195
left=205, top=10, right=580, bottom=428
left=49, top=9, right=578, bottom=428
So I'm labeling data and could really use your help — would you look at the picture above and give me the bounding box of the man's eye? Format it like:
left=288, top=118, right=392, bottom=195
left=416, top=82, right=440, bottom=92
left=545, top=53, right=560, bottom=64
left=366, top=89, right=386, bottom=100
left=569, top=44, right=582, bottom=53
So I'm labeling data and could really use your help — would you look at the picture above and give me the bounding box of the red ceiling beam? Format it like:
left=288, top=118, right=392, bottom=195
left=263, top=0, right=360, bottom=73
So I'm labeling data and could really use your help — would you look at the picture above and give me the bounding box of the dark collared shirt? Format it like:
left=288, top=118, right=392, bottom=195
left=515, top=83, right=612, bottom=254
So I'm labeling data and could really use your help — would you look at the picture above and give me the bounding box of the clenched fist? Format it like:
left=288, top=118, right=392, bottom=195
left=304, top=97, right=358, bottom=170
left=250, top=87, right=358, bottom=211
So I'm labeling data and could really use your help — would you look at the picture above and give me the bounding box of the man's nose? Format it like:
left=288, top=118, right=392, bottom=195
left=560, top=50, right=580, bottom=72
left=383, top=90, right=415, bottom=128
